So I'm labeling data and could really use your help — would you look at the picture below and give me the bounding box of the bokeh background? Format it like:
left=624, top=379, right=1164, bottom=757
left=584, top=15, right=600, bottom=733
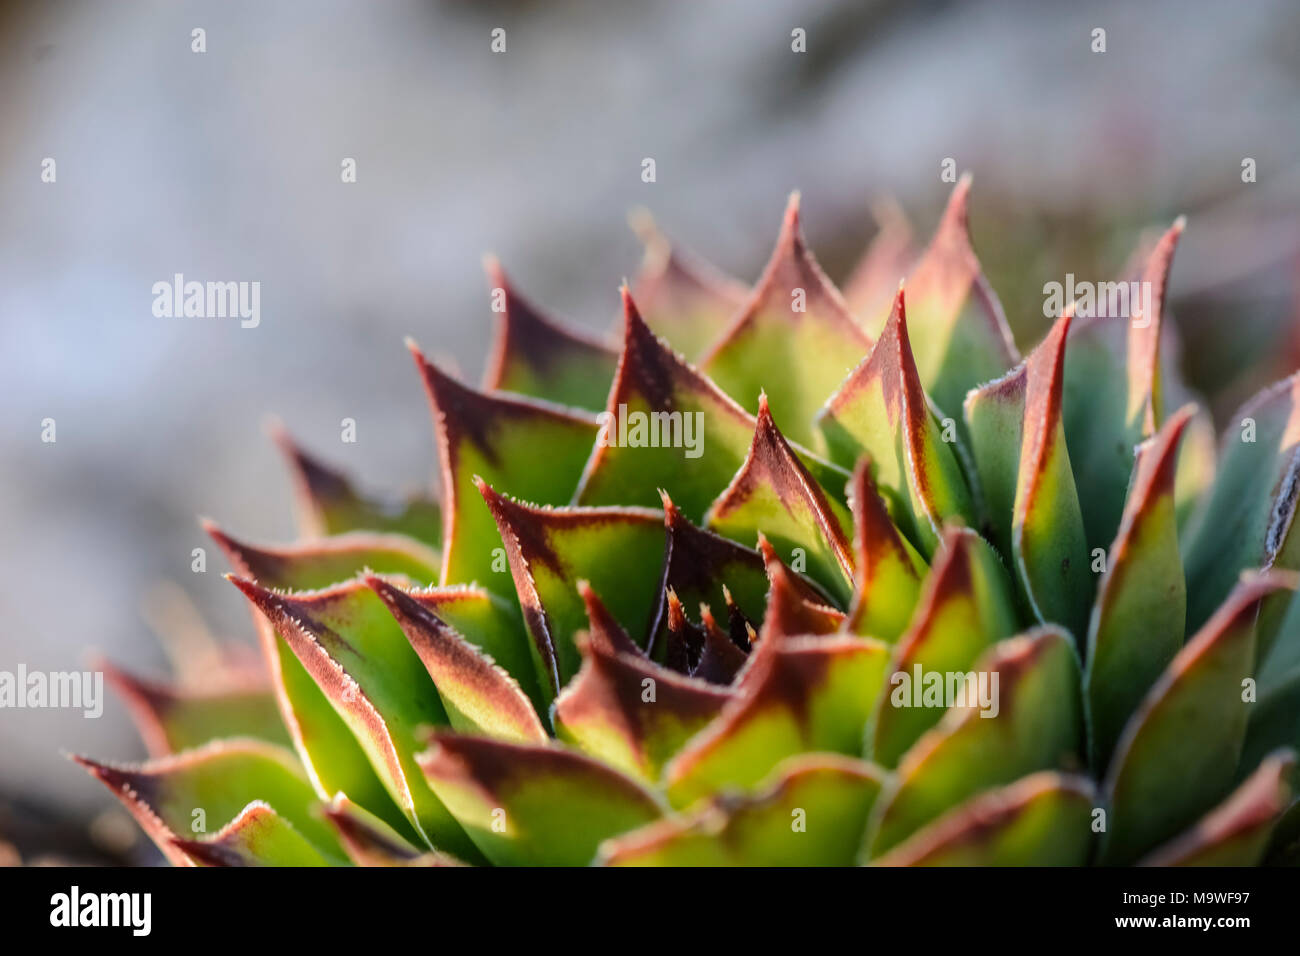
left=2, top=0, right=1299, bottom=862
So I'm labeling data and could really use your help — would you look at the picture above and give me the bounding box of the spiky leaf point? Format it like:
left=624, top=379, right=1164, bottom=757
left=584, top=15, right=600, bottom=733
left=601, top=754, right=885, bottom=866
left=648, top=489, right=771, bottom=654
left=268, top=422, right=442, bottom=549
left=1138, top=750, right=1296, bottom=866
left=480, top=255, right=617, bottom=411
left=1062, top=220, right=1184, bottom=553
left=576, top=580, right=645, bottom=658
left=1083, top=405, right=1193, bottom=770
left=1101, top=573, right=1294, bottom=864
left=554, top=630, right=732, bottom=782
left=172, top=801, right=333, bottom=867
left=320, top=793, right=464, bottom=867
left=868, top=527, right=1020, bottom=767
left=705, top=395, right=855, bottom=603
left=1182, top=373, right=1300, bottom=638
left=844, top=458, right=929, bottom=641
left=628, top=209, right=749, bottom=361
left=749, top=534, right=846, bottom=650
left=417, top=732, right=663, bottom=866
left=410, top=342, right=600, bottom=593
left=575, top=288, right=760, bottom=519
left=866, top=627, right=1083, bottom=855
left=843, top=198, right=916, bottom=337
left=664, top=634, right=889, bottom=810
left=73, top=739, right=345, bottom=867
left=663, top=589, right=708, bottom=673
left=364, top=575, right=547, bottom=744
left=694, top=603, right=748, bottom=684
left=699, top=193, right=872, bottom=448
left=870, top=772, right=1096, bottom=866
left=901, top=175, right=1018, bottom=421
left=965, top=308, right=1092, bottom=639
left=98, top=658, right=288, bottom=757
left=202, top=521, right=439, bottom=590
left=817, top=287, right=978, bottom=556
left=228, top=576, right=481, bottom=860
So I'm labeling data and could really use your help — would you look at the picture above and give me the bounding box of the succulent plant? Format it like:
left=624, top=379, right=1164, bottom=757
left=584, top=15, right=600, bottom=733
left=78, top=177, right=1300, bottom=867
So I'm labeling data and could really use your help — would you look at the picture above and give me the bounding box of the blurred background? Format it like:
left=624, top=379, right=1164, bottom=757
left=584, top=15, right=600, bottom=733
left=2, top=0, right=1299, bottom=863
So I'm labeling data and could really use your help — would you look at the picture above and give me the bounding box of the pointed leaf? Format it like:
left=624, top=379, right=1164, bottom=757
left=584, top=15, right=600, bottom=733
left=866, top=627, right=1083, bottom=855
left=871, top=772, right=1095, bottom=866
left=320, top=794, right=463, bottom=867
left=602, top=754, right=884, bottom=866
left=172, top=801, right=333, bottom=867
left=694, top=603, right=748, bottom=684
left=844, top=458, right=929, bottom=641
left=1083, top=405, right=1192, bottom=769
left=417, top=732, right=663, bottom=866
left=700, top=194, right=873, bottom=447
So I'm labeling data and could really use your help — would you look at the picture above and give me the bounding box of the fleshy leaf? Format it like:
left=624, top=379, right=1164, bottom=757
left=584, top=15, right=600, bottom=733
left=481, top=256, right=617, bottom=411
left=320, top=793, right=463, bottom=867
left=554, top=631, right=732, bottom=782
left=73, top=739, right=345, bottom=867
left=1100, top=572, right=1294, bottom=864
left=965, top=308, right=1092, bottom=639
left=229, top=576, right=480, bottom=861
left=601, top=754, right=885, bottom=866
left=364, top=575, right=548, bottom=745
left=478, top=481, right=665, bottom=698
left=843, top=198, right=916, bottom=337
left=844, top=459, right=929, bottom=641
left=172, top=801, right=333, bottom=867
left=204, top=521, right=439, bottom=590
left=100, top=659, right=289, bottom=757
left=694, top=603, right=748, bottom=684
left=901, top=175, right=1018, bottom=421
left=868, top=527, right=1020, bottom=767
left=1139, top=750, right=1296, bottom=866
left=1062, top=220, right=1184, bottom=552
left=575, top=288, right=761, bottom=519
left=664, top=634, right=889, bottom=809
left=866, top=627, right=1083, bottom=855
left=1182, top=373, right=1300, bottom=635
left=269, top=422, right=442, bottom=549
left=816, top=287, right=977, bottom=557
left=628, top=209, right=749, bottom=361
left=410, top=342, right=600, bottom=593
left=699, top=193, right=873, bottom=448
left=705, top=395, right=855, bottom=604
left=748, top=534, right=846, bottom=650
left=1083, top=405, right=1192, bottom=770
left=871, top=772, right=1095, bottom=866
left=417, top=732, right=663, bottom=866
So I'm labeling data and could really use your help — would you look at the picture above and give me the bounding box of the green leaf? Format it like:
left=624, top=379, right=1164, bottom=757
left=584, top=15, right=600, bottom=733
left=478, top=481, right=666, bottom=700
left=320, top=794, right=464, bottom=867
left=868, top=527, right=1019, bottom=768
left=269, top=422, right=442, bottom=549
left=229, top=576, right=481, bottom=861
left=601, top=754, right=885, bottom=866
left=816, top=287, right=978, bottom=558
left=410, top=342, right=600, bottom=593
left=417, top=732, right=663, bottom=866
left=843, top=459, right=929, bottom=642
left=705, top=395, right=855, bottom=604
left=172, top=801, right=334, bottom=867
left=1101, top=573, right=1293, bottom=864
left=866, top=627, right=1083, bottom=855
left=1061, top=220, right=1184, bottom=553
left=900, top=175, right=1018, bottom=424
left=481, top=256, right=617, bottom=411
left=1083, top=405, right=1192, bottom=770
left=699, top=194, right=873, bottom=449
left=965, top=309, right=1092, bottom=639
left=1182, top=373, right=1300, bottom=635
left=99, top=659, right=289, bottom=757
left=73, top=739, right=345, bottom=867
left=664, top=634, right=890, bottom=809
left=628, top=209, right=749, bottom=361
left=871, top=772, right=1095, bottom=866
left=364, top=575, right=548, bottom=745
left=1139, top=750, right=1295, bottom=866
